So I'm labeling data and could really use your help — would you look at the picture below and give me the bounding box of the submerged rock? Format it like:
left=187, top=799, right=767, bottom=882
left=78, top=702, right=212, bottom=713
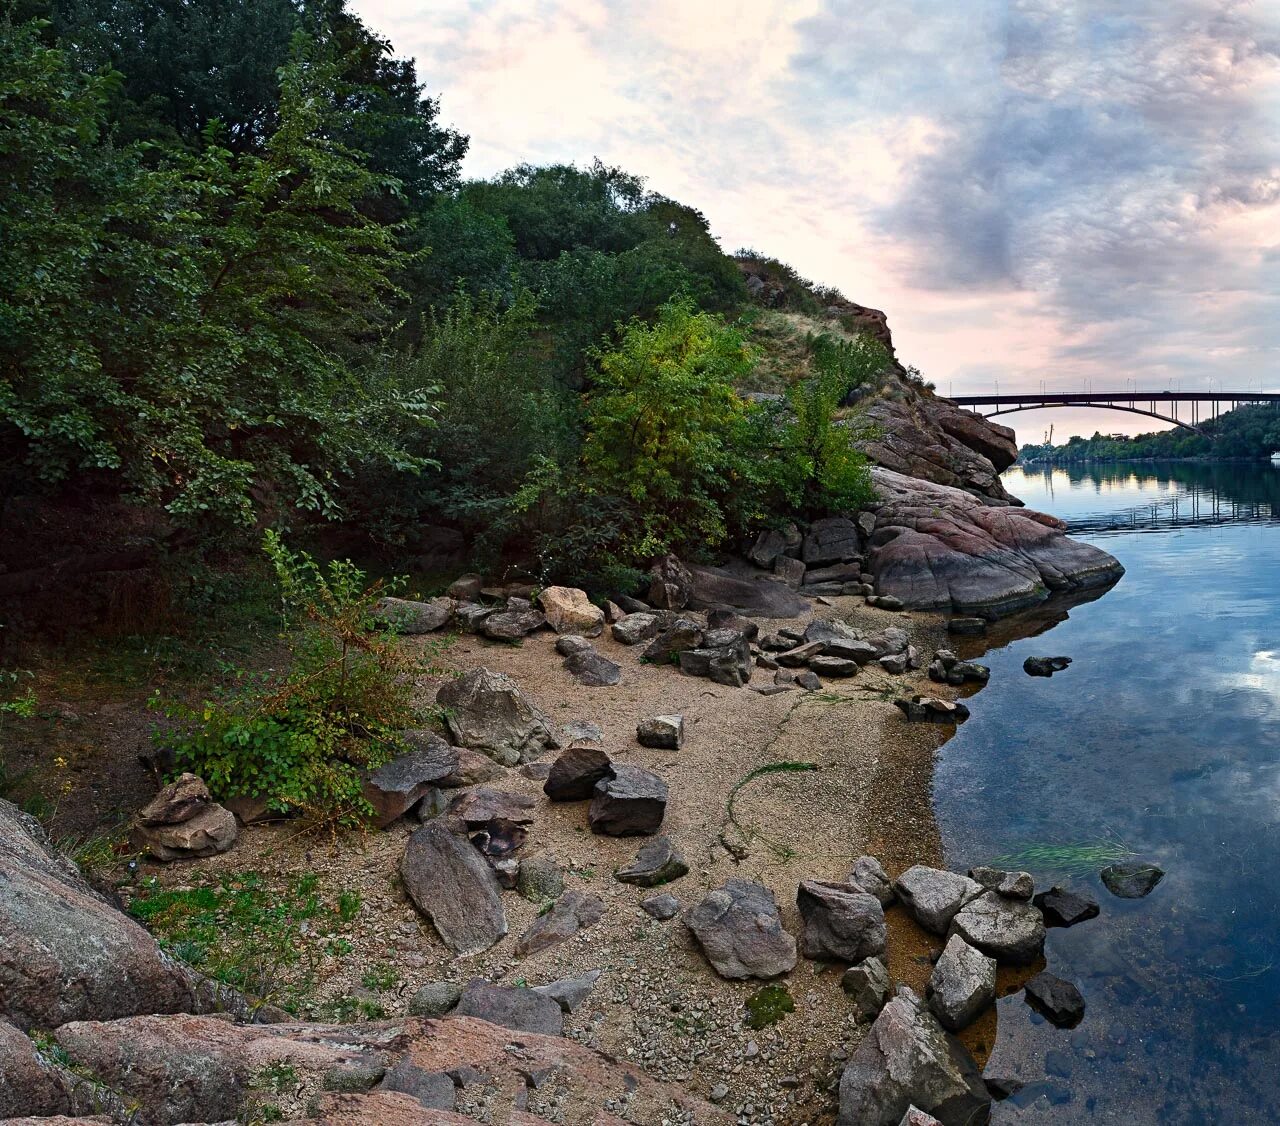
left=686, top=879, right=797, bottom=980
left=1101, top=861, right=1165, bottom=899
left=1024, top=655, right=1072, bottom=677
left=1023, top=971, right=1085, bottom=1028
left=1033, top=886, right=1100, bottom=927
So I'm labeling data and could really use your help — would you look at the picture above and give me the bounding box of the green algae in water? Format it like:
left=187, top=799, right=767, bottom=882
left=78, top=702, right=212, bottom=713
left=744, top=984, right=795, bottom=1029
left=989, top=839, right=1134, bottom=878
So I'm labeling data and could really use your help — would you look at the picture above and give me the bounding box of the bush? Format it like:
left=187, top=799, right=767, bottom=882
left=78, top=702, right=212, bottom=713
left=579, top=299, right=763, bottom=561
left=152, top=532, right=420, bottom=826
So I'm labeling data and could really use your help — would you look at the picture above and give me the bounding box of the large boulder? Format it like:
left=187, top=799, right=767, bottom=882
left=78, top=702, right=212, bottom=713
left=927, top=935, right=995, bottom=1032
left=864, top=467, right=1124, bottom=617
left=802, top=517, right=862, bottom=566
left=436, top=668, right=559, bottom=766
left=836, top=987, right=991, bottom=1126
left=370, top=596, right=453, bottom=634
left=685, top=879, right=797, bottom=980
left=588, top=765, right=668, bottom=835
left=949, top=891, right=1046, bottom=965
left=684, top=564, right=809, bottom=618
left=539, top=586, right=605, bottom=637
left=0, top=1019, right=100, bottom=1120
left=893, top=867, right=982, bottom=935
left=400, top=819, right=507, bottom=956
left=0, top=799, right=235, bottom=1031
left=648, top=554, right=693, bottom=610
left=796, top=880, right=886, bottom=963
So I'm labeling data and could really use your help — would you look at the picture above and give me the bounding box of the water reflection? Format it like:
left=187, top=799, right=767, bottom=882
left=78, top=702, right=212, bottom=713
left=935, top=461, right=1280, bottom=1124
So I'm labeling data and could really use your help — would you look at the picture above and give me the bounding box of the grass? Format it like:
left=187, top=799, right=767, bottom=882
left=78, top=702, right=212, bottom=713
left=745, top=984, right=795, bottom=1029
left=125, top=871, right=362, bottom=1013
left=725, top=760, right=819, bottom=860
left=989, top=837, right=1136, bottom=878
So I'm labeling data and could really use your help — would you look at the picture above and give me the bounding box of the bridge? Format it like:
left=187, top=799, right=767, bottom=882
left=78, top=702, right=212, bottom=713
left=950, top=391, right=1280, bottom=433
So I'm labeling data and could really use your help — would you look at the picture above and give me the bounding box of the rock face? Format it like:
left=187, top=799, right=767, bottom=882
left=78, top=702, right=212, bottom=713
left=588, top=765, right=668, bottom=835
left=861, top=394, right=1018, bottom=504
left=0, top=799, right=229, bottom=1031
left=927, top=936, right=996, bottom=1032
left=950, top=892, right=1046, bottom=965
left=796, top=880, right=887, bottom=963
left=400, top=820, right=507, bottom=956
left=893, top=867, right=982, bottom=935
left=0, top=1018, right=97, bottom=1120
left=864, top=467, right=1123, bottom=617
left=836, top=987, right=991, bottom=1126
left=514, top=891, right=605, bottom=956
left=436, top=668, right=559, bottom=766
left=538, top=586, right=604, bottom=637
left=686, top=880, right=797, bottom=980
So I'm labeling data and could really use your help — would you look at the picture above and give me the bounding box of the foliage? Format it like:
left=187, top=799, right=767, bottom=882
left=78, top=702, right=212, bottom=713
left=578, top=300, right=762, bottom=560
left=152, top=534, right=419, bottom=825
left=763, top=333, right=884, bottom=516
left=745, top=984, right=795, bottom=1029
left=0, top=20, right=434, bottom=527
left=125, top=870, right=361, bottom=1011
left=0, top=668, right=36, bottom=716
left=1020, top=402, right=1280, bottom=464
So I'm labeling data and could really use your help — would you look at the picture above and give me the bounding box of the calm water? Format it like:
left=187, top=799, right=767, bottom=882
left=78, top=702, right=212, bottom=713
left=936, top=462, right=1280, bottom=1123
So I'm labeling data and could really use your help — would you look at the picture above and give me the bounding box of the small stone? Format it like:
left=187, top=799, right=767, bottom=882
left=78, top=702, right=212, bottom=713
left=447, top=574, right=484, bottom=600
left=894, top=696, right=970, bottom=724
left=532, top=969, right=602, bottom=1013
left=774, top=556, right=807, bottom=587
left=796, top=670, right=822, bottom=691
left=518, top=761, right=552, bottom=781
left=878, top=653, right=909, bottom=674
left=893, top=866, right=982, bottom=934
left=841, top=956, right=891, bottom=1022
left=776, top=641, right=826, bottom=667
left=641, top=893, right=680, bottom=920
left=516, top=855, right=564, bottom=902
left=849, top=856, right=895, bottom=907
left=685, top=879, right=797, bottom=980
left=1023, top=971, right=1086, bottom=1027
left=543, top=746, right=613, bottom=801
left=491, top=857, right=520, bottom=887
left=454, top=980, right=563, bottom=1035
left=137, top=772, right=210, bottom=826
left=809, top=655, right=859, bottom=678
left=515, top=890, right=605, bottom=956
left=867, top=594, right=904, bottom=610
left=362, top=744, right=459, bottom=829
left=611, top=612, right=661, bottom=645
left=409, top=980, right=462, bottom=1017
left=563, top=648, right=622, bottom=687
left=614, top=835, right=689, bottom=886
left=322, top=1057, right=386, bottom=1092
left=642, top=619, right=704, bottom=664
left=709, top=1082, right=730, bottom=1103
left=637, top=714, right=684, bottom=750
left=1024, top=655, right=1072, bottom=677
left=969, top=866, right=1034, bottom=900
left=538, top=586, right=605, bottom=637
left=555, top=635, right=594, bottom=657
left=1101, top=860, right=1165, bottom=899
left=1032, top=886, right=1101, bottom=927
left=589, top=765, right=668, bottom=835
left=136, top=803, right=238, bottom=861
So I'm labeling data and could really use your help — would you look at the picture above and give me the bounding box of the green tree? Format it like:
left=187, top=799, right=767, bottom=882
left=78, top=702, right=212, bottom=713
left=580, top=300, right=759, bottom=559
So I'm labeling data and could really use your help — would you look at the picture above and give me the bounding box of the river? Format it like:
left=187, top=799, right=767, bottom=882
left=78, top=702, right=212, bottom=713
left=938, top=461, right=1280, bottom=1123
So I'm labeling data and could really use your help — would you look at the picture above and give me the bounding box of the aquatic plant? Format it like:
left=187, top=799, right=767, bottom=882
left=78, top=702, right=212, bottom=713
left=990, top=838, right=1135, bottom=877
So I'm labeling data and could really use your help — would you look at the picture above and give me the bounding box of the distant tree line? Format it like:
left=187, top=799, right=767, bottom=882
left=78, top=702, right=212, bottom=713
left=1018, top=403, right=1280, bottom=464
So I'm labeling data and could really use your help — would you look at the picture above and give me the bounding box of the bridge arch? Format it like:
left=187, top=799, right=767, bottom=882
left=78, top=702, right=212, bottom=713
left=981, top=401, right=1202, bottom=433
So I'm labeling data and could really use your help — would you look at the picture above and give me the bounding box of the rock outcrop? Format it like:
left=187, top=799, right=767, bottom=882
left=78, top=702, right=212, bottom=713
left=864, top=467, right=1123, bottom=616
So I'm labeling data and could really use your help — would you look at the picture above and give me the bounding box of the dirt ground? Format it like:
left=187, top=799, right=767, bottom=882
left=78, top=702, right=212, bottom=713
left=4, top=593, right=1008, bottom=1125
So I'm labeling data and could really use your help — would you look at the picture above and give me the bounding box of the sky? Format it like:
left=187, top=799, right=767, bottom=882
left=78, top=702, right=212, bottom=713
left=351, top=0, right=1280, bottom=444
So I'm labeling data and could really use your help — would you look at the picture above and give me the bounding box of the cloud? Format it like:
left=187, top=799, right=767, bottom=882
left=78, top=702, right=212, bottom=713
left=352, top=0, right=1280, bottom=442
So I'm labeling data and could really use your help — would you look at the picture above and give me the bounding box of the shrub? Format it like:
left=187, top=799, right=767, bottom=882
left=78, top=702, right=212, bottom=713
left=578, top=299, right=763, bottom=561
left=152, top=532, right=420, bottom=826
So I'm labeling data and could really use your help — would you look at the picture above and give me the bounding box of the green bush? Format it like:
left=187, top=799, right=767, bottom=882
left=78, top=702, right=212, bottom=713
left=152, top=533, right=419, bottom=825
left=578, top=299, right=763, bottom=561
